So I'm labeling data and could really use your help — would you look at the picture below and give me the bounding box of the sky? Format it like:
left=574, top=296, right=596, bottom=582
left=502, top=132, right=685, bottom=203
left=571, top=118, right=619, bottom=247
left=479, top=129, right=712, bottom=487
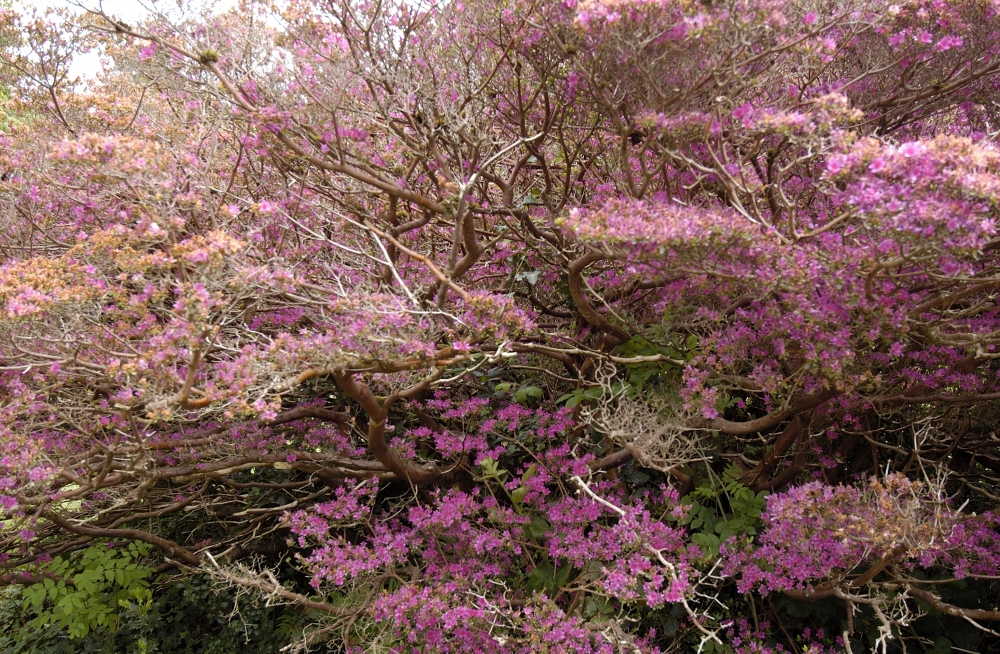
left=18, top=1, right=158, bottom=79
left=19, top=0, right=156, bottom=21
left=17, top=0, right=237, bottom=79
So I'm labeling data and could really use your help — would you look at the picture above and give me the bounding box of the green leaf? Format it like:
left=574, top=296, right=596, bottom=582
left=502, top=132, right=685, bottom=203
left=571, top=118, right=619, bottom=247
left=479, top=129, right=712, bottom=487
left=526, top=563, right=555, bottom=593
left=579, top=560, right=603, bottom=583
left=23, top=586, right=45, bottom=609
left=555, top=564, right=572, bottom=588
left=479, top=457, right=507, bottom=481
left=514, top=385, right=544, bottom=404
left=584, top=596, right=613, bottom=618
left=510, top=486, right=527, bottom=512
left=527, top=514, right=550, bottom=539
left=626, top=470, right=650, bottom=484
left=692, top=532, right=720, bottom=555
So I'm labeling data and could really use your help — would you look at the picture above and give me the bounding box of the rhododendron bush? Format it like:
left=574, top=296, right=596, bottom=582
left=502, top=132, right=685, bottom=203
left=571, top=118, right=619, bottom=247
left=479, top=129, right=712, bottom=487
left=2, top=0, right=1000, bottom=650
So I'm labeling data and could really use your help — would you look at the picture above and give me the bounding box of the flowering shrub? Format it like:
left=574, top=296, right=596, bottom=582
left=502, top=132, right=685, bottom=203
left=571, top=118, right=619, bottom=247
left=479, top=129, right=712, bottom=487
left=727, top=474, right=1000, bottom=594
left=1, top=0, right=1000, bottom=651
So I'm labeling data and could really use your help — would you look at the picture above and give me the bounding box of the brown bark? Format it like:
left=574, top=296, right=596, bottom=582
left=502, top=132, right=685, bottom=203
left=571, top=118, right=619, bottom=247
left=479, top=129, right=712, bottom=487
left=333, top=372, right=464, bottom=485
left=692, top=390, right=836, bottom=436
left=567, top=251, right=630, bottom=342
left=46, top=513, right=200, bottom=566
left=740, top=416, right=803, bottom=489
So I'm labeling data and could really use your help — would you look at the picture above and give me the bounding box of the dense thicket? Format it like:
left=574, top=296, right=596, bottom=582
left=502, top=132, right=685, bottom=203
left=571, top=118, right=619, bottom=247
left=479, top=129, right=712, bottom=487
left=2, top=0, right=1000, bottom=651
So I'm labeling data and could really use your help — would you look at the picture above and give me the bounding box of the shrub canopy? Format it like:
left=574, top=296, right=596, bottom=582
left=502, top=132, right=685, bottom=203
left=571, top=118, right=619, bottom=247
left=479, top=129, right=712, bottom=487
left=2, top=0, right=1000, bottom=651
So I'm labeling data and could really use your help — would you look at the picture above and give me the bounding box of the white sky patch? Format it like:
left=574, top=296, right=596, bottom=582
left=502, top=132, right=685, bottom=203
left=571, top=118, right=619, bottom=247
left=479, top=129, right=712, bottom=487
left=19, top=0, right=156, bottom=22
left=16, top=0, right=237, bottom=79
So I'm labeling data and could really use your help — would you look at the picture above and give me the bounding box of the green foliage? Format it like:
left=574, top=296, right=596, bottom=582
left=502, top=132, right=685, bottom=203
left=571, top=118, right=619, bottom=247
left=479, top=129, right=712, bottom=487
left=680, top=464, right=767, bottom=556
left=555, top=334, right=693, bottom=407
left=555, top=385, right=605, bottom=408
left=513, top=384, right=544, bottom=404
left=478, top=456, right=508, bottom=483
left=471, top=367, right=545, bottom=405
left=478, top=458, right=540, bottom=514
left=525, top=561, right=573, bottom=597
left=143, top=576, right=307, bottom=654
left=615, top=335, right=694, bottom=393
left=699, top=639, right=732, bottom=653
left=0, top=86, right=27, bottom=133
left=1, top=572, right=314, bottom=654
left=19, top=543, right=153, bottom=640
left=464, top=363, right=507, bottom=400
